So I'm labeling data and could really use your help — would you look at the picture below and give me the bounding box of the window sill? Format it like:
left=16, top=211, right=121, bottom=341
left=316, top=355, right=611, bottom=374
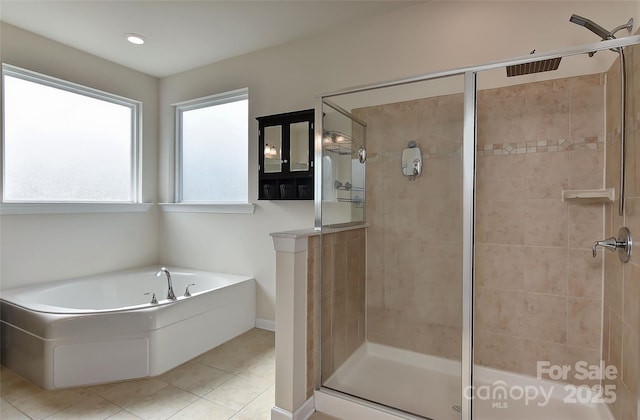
left=159, top=203, right=256, bottom=214
left=0, top=203, right=153, bottom=215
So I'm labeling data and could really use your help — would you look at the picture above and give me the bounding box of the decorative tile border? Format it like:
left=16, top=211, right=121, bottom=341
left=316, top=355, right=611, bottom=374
left=365, top=136, right=604, bottom=162
left=477, top=137, right=603, bottom=156
left=365, top=151, right=461, bottom=163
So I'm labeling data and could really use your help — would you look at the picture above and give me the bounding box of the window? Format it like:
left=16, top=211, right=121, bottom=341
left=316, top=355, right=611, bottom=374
left=175, top=89, right=248, bottom=203
left=2, top=64, right=140, bottom=203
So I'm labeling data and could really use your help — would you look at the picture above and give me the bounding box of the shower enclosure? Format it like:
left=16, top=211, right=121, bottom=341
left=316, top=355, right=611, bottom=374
left=315, top=33, right=640, bottom=420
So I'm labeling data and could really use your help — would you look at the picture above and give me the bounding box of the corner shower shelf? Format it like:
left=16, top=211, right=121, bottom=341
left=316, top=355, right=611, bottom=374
left=323, top=130, right=362, bottom=156
left=337, top=197, right=365, bottom=208
left=324, top=142, right=354, bottom=155
left=561, top=189, right=614, bottom=204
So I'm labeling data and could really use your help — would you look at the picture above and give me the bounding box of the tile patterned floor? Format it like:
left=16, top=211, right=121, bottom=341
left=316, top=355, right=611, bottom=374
left=0, top=328, right=276, bottom=420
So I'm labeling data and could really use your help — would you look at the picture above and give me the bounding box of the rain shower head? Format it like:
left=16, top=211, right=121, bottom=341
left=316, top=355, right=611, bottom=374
left=506, top=57, right=562, bottom=77
left=569, top=14, right=612, bottom=39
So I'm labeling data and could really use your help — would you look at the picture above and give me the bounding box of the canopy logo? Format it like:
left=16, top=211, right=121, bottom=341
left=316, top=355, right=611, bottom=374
left=463, top=361, right=618, bottom=408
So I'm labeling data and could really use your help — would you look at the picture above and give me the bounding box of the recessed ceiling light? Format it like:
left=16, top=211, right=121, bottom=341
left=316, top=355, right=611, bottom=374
left=125, top=33, right=145, bottom=45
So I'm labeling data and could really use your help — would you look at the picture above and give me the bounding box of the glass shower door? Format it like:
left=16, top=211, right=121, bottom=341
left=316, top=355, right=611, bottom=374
left=318, top=75, right=465, bottom=419
left=317, top=99, right=368, bottom=396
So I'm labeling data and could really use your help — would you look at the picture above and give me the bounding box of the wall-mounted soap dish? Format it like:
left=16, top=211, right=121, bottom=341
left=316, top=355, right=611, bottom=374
left=562, top=189, right=614, bottom=204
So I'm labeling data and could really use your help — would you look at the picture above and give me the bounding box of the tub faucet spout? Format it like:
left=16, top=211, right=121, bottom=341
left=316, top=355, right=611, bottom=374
left=156, top=267, right=176, bottom=300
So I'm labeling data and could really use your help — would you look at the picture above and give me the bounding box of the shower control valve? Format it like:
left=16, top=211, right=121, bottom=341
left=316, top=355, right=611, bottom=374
left=592, top=227, right=632, bottom=263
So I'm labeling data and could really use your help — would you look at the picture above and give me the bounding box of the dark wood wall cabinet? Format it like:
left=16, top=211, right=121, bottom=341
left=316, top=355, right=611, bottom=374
left=257, top=109, right=314, bottom=200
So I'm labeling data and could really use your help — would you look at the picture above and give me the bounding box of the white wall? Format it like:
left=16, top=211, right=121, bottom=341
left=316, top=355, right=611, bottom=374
left=0, top=23, right=160, bottom=288
left=159, top=1, right=640, bottom=321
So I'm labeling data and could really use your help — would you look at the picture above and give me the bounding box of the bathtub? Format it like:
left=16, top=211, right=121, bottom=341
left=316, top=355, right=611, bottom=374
left=0, top=266, right=256, bottom=390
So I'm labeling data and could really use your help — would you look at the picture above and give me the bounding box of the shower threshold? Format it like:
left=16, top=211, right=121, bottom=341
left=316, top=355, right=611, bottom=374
left=322, top=341, right=612, bottom=420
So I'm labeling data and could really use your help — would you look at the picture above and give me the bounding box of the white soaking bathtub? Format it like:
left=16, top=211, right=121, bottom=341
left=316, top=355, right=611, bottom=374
left=0, top=266, right=255, bottom=389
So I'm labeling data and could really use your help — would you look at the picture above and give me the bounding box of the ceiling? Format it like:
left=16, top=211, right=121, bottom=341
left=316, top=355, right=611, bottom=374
left=0, top=0, right=421, bottom=78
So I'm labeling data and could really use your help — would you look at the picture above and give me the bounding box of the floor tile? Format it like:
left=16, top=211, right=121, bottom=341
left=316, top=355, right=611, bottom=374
left=196, top=329, right=275, bottom=374
left=231, top=384, right=275, bottom=420
left=125, top=385, right=199, bottom=420
left=1, top=381, right=82, bottom=419
left=203, top=374, right=271, bottom=411
left=0, top=368, right=27, bottom=394
left=238, top=354, right=275, bottom=384
left=0, top=397, right=29, bottom=420
left=195, top=345, right=259, bottom=375
left=159, top=360, right=232, bottom=397
left=44, top=392, right=121, bottom=420
left=89, top=378, right=169, bottom=408
left=105, top=409, right=143, bottom=419
left=169, top=398, right=236, bottom=420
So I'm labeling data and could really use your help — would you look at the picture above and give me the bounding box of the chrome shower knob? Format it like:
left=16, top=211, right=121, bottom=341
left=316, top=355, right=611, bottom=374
left=592, top=227, right=632, bottom=263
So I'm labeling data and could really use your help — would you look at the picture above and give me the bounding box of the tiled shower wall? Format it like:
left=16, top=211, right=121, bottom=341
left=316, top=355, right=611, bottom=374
left=354, top=74, right=606, bottom=374
left=474, top=74, right=605, bottom=384
left=354, top=92, right=464, bottom=360
left=316, top=228, right=366, bottom=382
left=602, top=42, right=640, bottom=420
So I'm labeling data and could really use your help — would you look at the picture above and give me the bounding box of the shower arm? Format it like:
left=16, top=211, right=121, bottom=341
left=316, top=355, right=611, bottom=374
left=609, top=19, right=634, bottom=39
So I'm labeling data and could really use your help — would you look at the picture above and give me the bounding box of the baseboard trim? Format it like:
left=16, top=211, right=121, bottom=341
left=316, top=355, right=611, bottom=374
left=271, top=406, right=293, bottom=420
left=271, top=396, right=315, bottom=420
left=296, top=395, right=316, bottom=419
left=255, top=318, right=275, bottom=331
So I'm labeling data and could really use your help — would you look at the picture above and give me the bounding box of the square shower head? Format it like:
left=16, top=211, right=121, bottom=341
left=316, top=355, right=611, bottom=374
left=506, top=57, right=562, bottom=77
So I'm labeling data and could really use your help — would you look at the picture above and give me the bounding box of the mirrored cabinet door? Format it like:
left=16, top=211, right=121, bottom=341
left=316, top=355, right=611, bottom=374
left=289, top=121, right=309, bottom=172
left=257, top=109, right=314, bottom=200
left=264, top=125, right=282, bottom=173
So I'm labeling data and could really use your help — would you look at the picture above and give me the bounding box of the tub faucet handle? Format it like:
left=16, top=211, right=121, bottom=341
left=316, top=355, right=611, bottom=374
left=184, top=283, right=196, bottom=297
left=144, top=291, right=158, bottom=304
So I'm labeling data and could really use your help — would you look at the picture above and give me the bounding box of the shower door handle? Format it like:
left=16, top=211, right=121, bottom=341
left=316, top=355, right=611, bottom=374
left=592, top=227, right=632, bottom=263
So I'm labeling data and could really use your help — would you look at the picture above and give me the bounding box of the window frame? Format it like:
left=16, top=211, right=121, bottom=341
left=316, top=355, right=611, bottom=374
left=1, top=63, right=143, bottom=208
left=173, top=88, right=250, bottom=205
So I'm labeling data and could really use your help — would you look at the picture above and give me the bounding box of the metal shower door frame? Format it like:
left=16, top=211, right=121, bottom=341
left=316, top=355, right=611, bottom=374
left=314, top=34, right=640, bottom=420
left=461, top=71, right=476, bottom=420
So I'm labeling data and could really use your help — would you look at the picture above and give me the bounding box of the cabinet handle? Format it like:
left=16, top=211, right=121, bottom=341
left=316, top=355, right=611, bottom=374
left=283, top=159, right=288, bottom=164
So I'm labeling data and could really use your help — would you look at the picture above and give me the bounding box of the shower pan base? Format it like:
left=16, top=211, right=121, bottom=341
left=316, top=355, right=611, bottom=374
left=323, top=342, right=613, bottom=420
left=324, top=342, right=459, bottom=419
